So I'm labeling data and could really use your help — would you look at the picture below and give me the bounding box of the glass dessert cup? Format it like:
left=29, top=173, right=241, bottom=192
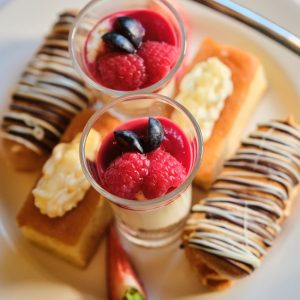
left=69, top=0, right=186, bottom=104
left=80, top=94, right=202, bottom=248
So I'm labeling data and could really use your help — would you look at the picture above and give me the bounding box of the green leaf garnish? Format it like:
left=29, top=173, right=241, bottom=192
left=123, top=287, right=145, bottom=300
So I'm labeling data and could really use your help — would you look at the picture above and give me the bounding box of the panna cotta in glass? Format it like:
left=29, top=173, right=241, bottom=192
left=80, top=94, right=202, bottom=247
left=69, top=0, right=186, bottom=101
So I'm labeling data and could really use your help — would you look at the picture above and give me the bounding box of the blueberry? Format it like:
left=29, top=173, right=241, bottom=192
left=115, top=16, right=145, bottom=49
left=102, top=32, right=136, bottom=53
left=145, top=117, right=164, bottom=152
left=114, top=130, right=144, bottom=153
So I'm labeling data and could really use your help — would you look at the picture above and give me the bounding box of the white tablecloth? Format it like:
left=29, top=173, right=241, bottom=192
left=1, top=0, right=299, bottom=36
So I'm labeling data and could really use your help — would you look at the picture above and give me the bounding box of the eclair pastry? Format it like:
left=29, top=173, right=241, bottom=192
left=182, top=118, right=300, bottom=290
left=173, top=38, right=267, bottom=189
left=17, top=110, right=120, bottom=268
left=1, top=11, right=94, bottom=171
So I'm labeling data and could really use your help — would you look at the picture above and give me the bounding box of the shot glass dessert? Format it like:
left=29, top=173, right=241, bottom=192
left=69, top=0, right=186, bottom=102
left=80, top=94, right=202, bottom=247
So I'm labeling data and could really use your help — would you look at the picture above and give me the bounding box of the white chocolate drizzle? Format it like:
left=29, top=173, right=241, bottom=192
left=185, top=120, right=300, bottom=272
left=1, top=11, right=93, bottom=154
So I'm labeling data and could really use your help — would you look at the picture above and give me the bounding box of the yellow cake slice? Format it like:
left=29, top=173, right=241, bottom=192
left=17, top=110, right=120, bottom=267
left=174, top=37, right=267, bottom=189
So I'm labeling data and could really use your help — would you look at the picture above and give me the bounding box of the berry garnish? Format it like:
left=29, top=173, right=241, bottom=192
left=103, top=152, right=150, bottom=199
left=115, top=16, right=145, bottom=49
left=113, top=117, right=164, bottom=154
left=103, top=147, right=186, bottom=200
left=97, top=53, right=147, bottom=90
left=144, top=117, right=164, bottom=152
left=102, top=32, right=136, bottom=53
left=142, top=147, right=186, bottom=199
left=114, top=130, right=144, bottom=153
left=138, top=41, right=178, bottom=85
left=103, top=118, right=186, bottom=200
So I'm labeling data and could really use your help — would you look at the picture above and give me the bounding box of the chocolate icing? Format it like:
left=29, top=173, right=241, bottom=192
left=1, top=12, right=93, bottom=154
left=185, top=120, right=300, bottom=273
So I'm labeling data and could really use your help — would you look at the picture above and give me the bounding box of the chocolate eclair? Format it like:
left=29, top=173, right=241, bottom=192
left=0, top=10, right=94, bottom=171
left=182, top=117, right=300, bottom=290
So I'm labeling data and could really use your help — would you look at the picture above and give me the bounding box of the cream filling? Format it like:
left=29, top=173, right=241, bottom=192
left=86, top=19, right=111, bottom=63
left=172, top=57, right=233, bottom=141
left=33, top=129, right=101, bottom=218
left=111, top=186, right=192, bottom=231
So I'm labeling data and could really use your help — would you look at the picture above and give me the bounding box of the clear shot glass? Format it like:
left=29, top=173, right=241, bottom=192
left=69, top=0, right=186, bottom=102
left=80, top=94, right=202, bottom=247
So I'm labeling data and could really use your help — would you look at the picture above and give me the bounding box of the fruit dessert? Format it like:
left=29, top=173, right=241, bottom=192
left=94, top=116, right=193, bottom=232
left=84, top=9, right=179, bottom=92
left=182, top=117, right=300, bottom=290
left=97, top=117, right=191, bottom=199
left=17, top=110, right=120, bottom=267
left=0, top=10, right=94, bottom=172
left=172, top=37, right=267, bottom=189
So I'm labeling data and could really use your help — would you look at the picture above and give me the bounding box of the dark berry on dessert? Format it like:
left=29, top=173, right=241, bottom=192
left=144, top=117, right=164, bottom=152
left=114, top=130, right=144, bottom=153
left=102, top=32, right=136, bottom=53
left=115, top=16, right=145, bottom=49
left=138, top=41, right=178, bottom=85
left=97, top=53, right=147, bottom=90
left=143, top=148, right=186, bottom=199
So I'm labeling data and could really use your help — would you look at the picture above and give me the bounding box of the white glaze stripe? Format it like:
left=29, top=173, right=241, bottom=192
left=259, top=121, right=300, bottom=140
left=185, top=120, right=300, bottom=272
left=4, top=111, right=61, bottom=137
left=1, top=12, right=93, bottom=154
left=13, top=89, right=79, bottom=114
left=0, top=132, right=41, bottom=154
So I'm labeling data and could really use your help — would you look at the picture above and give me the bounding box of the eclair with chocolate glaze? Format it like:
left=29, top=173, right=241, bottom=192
left=0, top=10, right=94, bottom=171
left=182, top=117, right=300, bottom=290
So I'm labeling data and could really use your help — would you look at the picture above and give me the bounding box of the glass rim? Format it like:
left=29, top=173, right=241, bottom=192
left=79, top=93, right=203, bottom=208
left=68, top=0, right=187, bottom=97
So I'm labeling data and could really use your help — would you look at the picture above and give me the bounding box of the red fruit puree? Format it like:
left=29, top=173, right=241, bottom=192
left=84, top=9, right=179, bottom=91
left=96, top=117, right=193, bottom=200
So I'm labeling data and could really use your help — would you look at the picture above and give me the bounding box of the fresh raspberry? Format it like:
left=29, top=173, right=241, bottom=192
left=97, top=53, right=147, bottom=90
left=103, top=152, right=149, bottom=199
left=138, top=41, right=178, bottom=86
left=142, top=147, right=186, bottom=198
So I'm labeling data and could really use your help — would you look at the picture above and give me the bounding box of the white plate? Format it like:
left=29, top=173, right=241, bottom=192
left=0, top=0, right=300, bottom=299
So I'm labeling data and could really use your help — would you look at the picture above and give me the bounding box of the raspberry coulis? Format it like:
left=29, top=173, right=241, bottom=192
left=96, top=117, right=193, bottom=199
left=84, top=9, right=178, bottom=91
left=127, top=9, right=177, bottom=45
left=98, top=117, right=192, bottom=173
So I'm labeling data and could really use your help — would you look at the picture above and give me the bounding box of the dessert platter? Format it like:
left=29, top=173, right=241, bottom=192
left=0, top=0, right=300, bottom=299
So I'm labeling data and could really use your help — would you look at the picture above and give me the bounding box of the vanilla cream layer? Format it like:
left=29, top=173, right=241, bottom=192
left=111, top=186, right=192, bottom=231
left=86, top=19, right=112, bottom=63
